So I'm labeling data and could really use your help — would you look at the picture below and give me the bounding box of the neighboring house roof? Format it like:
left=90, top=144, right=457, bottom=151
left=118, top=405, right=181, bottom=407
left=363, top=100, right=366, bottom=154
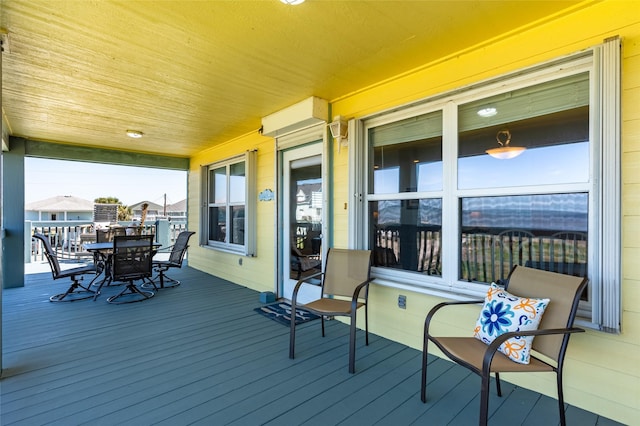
left=25, top=195, right=94, bottom=212
left=129, top=199, right=186, bottom=214
left=129, top=201, right=164, bottom=212
left=167, top=199, right=186, bottom=213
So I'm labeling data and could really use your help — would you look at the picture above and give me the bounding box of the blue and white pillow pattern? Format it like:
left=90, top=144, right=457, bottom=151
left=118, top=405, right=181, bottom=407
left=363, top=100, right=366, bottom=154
left=474, top=283, right=550, bottom=364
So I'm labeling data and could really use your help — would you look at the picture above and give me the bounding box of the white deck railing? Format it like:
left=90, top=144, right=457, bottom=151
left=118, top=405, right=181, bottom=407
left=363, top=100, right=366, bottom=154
left=27, top=219, right=187, bottom=263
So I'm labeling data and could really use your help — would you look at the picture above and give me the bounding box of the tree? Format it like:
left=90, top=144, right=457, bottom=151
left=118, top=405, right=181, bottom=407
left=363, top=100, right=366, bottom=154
left=94, top=196, right=121, bottom=204
left=117, top=205, right=133, bottom=221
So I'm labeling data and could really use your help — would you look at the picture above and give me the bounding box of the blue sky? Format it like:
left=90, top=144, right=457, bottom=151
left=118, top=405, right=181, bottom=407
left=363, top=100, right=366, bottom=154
left=25, top=158, right=187, bottom=206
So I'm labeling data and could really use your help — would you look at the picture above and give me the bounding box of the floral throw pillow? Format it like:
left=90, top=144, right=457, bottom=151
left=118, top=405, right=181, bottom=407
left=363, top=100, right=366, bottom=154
left=473, top=283, right=550, bottom=364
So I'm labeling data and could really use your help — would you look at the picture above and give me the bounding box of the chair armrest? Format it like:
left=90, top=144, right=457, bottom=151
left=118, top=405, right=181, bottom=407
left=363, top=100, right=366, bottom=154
left=350, top=278, right=374, bottom=312
left=154, top=245, right=174, bottom=254
left=424, top=299, right=484, bottom=336
left=482, top=327, right=585, bottom=372
left=291, top=271, right=324, bottom=305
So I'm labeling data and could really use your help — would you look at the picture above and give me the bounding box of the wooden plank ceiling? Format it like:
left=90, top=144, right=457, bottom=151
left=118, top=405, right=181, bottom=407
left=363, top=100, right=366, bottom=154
left=1, top=0, right=584, bottom=158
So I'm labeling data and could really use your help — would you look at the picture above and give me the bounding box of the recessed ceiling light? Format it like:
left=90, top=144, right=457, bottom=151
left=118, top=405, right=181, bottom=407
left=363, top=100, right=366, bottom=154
left=477, top=107, right=497, bottom=118
left=126, top=130, right=144, bottom=139
left=280, top=0, right=305, bottom=4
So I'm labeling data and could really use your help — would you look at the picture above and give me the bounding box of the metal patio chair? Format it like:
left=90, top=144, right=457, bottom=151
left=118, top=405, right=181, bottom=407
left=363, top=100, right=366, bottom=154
left=32, top=233, right=98, bottom=302
left=142, top=231, right=195, bottom=290
left=289, top=248, right=373, bottom=374
left=106, top=235, right=155, bottom=304
left=421, top=265, right=588, bottom=426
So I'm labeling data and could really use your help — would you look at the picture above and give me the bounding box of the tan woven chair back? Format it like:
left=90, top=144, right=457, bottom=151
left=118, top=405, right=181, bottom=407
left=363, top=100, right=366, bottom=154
left=506, top=266, right=587, bottom=361
left=323, top=248, right=372, bottom=299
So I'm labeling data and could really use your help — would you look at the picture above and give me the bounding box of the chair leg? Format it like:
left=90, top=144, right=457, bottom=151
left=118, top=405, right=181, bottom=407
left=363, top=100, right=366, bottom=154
left=557, top=369, right=567, bottom=426
left=289, top=303, right=297, bottom=359
left=106, top=280, right=154, bottom=304
left=141, top=270, right=161, bottom=289
left=142, top=269, right=181, bottom=290
left=495, top=372, right=502, bottom=397
left=321, top=315, right=325, bottom=337
left=421, top=334, right=429, bottom=403
left=145, top=269, right=181, bottom=289
left=50, top=278, right=97, bottom=302
left=142, top=276, right=159, bottom=291
left=158, top=270, right=182, bottom=288
left=365, top=303, right=369, bottom=346
left=480, top=372, right=491, bottom=426
left=92, top=273, right=112, bottom=301
left=348, top=311, right=357, bottom=374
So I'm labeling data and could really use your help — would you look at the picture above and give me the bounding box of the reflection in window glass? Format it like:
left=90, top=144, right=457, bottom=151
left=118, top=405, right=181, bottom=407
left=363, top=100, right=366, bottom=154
left=370, top=198, right=442, bottom=276
left=213, top=167, right=227, bottom=204
left=230, top=162, right=246, bottom=204
left=459, top=142, right=589, bottom=189
left=370, top=111, right=442, bottom=194
left=208, top=206, right=226, bottom=242
left=229, top=206, right=245, bottom=245
left=458, top=73, right=589, bottom=189
left=460, top=194, right=588, bottom=287
left=373, top=167, right=399, bottom=194
left=417, top=161, right=443, bottom=192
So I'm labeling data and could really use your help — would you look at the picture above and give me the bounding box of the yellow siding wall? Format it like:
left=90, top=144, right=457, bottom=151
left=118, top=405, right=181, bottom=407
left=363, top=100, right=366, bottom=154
left=332, top=142, right=350, bottom=248
left=188, top=132, right=276, bottom=294
left=331, top=1, right=640, bottom=424
left=187, top=1, right=640, bottom=423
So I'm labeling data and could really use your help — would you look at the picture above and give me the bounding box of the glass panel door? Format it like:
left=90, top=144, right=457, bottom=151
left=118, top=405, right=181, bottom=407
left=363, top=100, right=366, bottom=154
left=281, top=143, right=323, bottom=303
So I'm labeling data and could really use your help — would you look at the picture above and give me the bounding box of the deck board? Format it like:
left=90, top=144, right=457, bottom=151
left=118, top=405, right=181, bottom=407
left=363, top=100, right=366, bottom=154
left=1, top=267, right=623, bottom=425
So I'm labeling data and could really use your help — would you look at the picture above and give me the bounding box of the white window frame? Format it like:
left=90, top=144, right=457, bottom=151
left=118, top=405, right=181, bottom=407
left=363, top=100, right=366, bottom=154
left=200, top=150, right=257, bottom=256
left=351, top=42, right=621, bottom=332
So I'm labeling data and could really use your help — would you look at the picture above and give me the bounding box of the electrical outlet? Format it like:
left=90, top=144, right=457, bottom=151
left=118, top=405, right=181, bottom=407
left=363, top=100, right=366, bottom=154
left=398, top=294, right=406, bottom=309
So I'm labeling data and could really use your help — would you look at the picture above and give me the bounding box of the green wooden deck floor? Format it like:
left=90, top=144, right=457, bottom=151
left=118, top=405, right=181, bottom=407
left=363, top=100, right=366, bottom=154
left=1, top=267, right=623, bottom=425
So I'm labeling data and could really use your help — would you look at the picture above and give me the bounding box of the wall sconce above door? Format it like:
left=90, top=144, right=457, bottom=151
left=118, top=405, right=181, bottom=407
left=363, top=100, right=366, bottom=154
left=329, top=115, right=348, bottom=149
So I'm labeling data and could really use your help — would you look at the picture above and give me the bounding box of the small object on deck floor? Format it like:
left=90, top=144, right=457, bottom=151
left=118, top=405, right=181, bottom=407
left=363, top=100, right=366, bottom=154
left=259, top=291, right=276, bottom=303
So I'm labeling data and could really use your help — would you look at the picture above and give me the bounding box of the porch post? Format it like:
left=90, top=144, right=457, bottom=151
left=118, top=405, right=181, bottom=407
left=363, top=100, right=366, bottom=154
left=156, top=219, right=171, bottom=248
left=2, top=137, right=25, bottom=289
left=1, top=23, right=4, bottom=376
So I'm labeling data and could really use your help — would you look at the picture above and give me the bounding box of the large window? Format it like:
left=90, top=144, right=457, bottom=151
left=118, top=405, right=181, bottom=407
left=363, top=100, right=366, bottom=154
left=368, top=111, right=443, bottom=275
left=458, top=73, right=590, bottom=287
left=355, top=45, right=620, bottom=331
left=201, top=151, right=257, bottom=255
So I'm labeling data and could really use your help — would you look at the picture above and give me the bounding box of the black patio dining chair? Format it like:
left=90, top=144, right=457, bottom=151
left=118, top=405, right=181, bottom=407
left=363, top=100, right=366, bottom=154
left=94, top=228, right=113, bottom=269
left=32, top=233, right=99, bottom=302
left=106, top=235, right=155, bottom=304
left=96, top=228, right=110, bottom=243
left=142, top=231, right=195, bottom=290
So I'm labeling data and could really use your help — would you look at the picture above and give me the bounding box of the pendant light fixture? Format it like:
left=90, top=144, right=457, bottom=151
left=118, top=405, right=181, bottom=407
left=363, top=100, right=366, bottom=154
left=485, top=129, right=525, bottom=160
